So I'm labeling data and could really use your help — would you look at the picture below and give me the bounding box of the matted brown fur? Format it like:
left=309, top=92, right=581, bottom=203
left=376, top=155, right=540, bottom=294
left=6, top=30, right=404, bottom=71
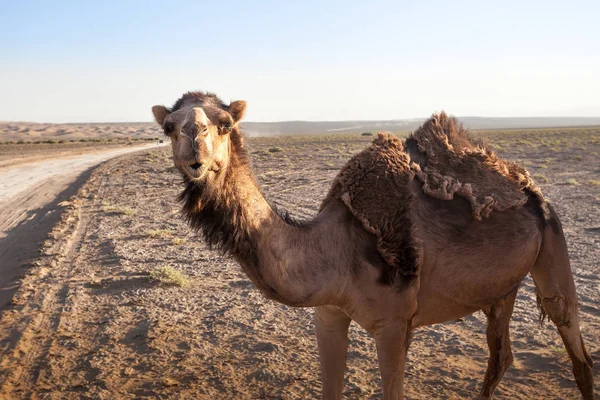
left=407, top=112, right=543, bottom=220
left=321, top=133, right=420, bottom=280
left=407, top=112, right=544, bottom=220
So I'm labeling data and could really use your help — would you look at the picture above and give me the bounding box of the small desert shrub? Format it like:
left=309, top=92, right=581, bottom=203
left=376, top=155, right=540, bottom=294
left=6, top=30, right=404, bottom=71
left=566, top=178, right=579, bottom=185
left=589, top=180, right=600, bottom=186
left=145, top=229, right=172, bottom=238
left=361, top=132, right=373, bottom=136
left=103, top=204, right=136, bottom=215
left=267, top=147, right=283, bottom=153
left=148, top=266, right=189, bottom=287
left=171, top=238, right=186, bottom=245
left=533, top=174, right=548, bottom=184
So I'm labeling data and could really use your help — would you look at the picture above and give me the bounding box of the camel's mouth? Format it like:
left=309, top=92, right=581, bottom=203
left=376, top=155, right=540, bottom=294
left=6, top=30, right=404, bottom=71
left=183, top=162, right=207, bottom=180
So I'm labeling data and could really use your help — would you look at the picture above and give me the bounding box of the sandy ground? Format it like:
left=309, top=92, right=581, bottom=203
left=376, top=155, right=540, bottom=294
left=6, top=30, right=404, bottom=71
left=0, top=130, right=598, bottom=399
left=0, top=143, right=165, bottom=309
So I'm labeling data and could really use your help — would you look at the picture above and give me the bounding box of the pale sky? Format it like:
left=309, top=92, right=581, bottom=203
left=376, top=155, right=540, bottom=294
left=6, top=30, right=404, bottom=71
left=1, top=0, right=599, bottom=123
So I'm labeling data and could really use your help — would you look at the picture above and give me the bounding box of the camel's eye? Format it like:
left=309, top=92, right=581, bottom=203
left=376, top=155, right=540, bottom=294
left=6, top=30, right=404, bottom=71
left=164, top=121, right=176, bottom=136
left=220, top=124, right=232, bottom=135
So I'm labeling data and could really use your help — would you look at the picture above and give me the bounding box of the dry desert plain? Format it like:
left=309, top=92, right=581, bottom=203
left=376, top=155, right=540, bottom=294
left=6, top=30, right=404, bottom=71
left=0, top=125, right=599, bottom=399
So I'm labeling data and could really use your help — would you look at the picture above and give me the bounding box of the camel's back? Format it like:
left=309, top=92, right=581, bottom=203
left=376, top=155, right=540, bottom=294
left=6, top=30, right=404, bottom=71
left=322, top=114, right=548, bottom=287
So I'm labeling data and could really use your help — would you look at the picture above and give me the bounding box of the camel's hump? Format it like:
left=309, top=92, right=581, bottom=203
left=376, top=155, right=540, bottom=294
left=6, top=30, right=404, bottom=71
left=321, top=132, right=420, bottom=280
left=407, top=112, right=544, bottom=220
left=320, top=116, right=546, bottom=282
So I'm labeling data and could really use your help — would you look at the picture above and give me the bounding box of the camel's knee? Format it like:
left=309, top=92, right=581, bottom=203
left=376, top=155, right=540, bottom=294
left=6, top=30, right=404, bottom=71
left=490, top=334, right=514, bottom=368
left=540, top=295, right=572, bottom=327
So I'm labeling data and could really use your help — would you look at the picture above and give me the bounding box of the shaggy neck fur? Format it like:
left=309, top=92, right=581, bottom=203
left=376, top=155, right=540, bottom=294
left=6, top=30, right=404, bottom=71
left=178, top=131, right=326, bottom=306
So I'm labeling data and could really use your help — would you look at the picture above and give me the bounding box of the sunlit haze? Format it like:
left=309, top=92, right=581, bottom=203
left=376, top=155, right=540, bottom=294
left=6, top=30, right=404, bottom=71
left=1, top=0, right=599, bottom=122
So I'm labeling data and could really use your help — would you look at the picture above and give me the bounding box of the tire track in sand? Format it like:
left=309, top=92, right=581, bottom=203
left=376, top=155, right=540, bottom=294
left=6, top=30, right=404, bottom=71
left=0, top=145, right=159, bottom=397
left=0, top=172, right=109, bottom=397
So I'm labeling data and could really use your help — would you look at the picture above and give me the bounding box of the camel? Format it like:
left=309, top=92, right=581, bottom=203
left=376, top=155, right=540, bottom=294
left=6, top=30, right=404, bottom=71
left=151, top=91, right=594, bottom=400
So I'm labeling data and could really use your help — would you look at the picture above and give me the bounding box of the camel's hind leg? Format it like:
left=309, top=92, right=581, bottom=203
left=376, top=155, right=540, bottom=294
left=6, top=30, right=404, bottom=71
left=478, top=287, right=519, bottom=399
left=530, top=206, right=594, bottom=399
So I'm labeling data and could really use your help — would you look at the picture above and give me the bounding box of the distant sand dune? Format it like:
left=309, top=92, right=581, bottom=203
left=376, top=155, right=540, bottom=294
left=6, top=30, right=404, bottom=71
left=2, top=116, right=600, bottom=142
left=0, top=122, right=162, bottom=142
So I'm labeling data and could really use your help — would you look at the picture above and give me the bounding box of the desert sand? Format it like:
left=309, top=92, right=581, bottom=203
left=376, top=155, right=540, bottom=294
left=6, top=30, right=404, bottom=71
left=0, top=129, right=598, bottom=399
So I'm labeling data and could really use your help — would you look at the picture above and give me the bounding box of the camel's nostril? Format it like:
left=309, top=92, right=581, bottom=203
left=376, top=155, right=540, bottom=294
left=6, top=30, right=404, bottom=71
left=190, top=162, right=202, bottom=170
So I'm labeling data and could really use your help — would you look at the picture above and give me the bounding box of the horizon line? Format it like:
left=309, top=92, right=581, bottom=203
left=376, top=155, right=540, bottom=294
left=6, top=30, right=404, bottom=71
left=2, top=115, right=600, bottom=125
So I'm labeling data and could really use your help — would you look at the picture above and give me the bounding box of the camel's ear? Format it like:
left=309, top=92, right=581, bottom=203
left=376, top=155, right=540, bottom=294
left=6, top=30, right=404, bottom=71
left=229, top=100, right=246, bottom=123
left=152, top=105, right=170, bottom=126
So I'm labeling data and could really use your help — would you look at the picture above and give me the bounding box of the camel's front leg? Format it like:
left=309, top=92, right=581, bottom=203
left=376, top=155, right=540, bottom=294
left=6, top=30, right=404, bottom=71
left=315, top=305, right=351, bottom=400
left=374, top=320, right=412, bottom=400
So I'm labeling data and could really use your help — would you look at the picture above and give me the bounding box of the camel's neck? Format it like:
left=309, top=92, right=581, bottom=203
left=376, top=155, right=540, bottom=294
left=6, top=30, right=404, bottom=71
left=180, top=150, right=346, bottom=307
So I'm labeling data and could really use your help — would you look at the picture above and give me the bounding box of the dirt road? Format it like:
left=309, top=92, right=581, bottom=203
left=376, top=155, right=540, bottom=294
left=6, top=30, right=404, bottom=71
left=0, top=144, right=165, bottom=309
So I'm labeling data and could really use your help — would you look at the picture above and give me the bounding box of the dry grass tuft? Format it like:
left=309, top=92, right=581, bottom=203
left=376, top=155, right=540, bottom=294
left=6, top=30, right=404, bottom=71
left=103, top=204, right=136, bottom=215
left=533, top=174, right=549, bottom=184
left=145, top=229, right=172, bottom=238
left=171, top=238, right=186, bottom=245
left=148, top=266, right=189, bottom=287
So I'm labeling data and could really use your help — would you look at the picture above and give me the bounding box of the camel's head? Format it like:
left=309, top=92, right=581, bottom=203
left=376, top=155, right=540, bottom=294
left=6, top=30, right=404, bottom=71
left=151, top=92, right=246, bottom=182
